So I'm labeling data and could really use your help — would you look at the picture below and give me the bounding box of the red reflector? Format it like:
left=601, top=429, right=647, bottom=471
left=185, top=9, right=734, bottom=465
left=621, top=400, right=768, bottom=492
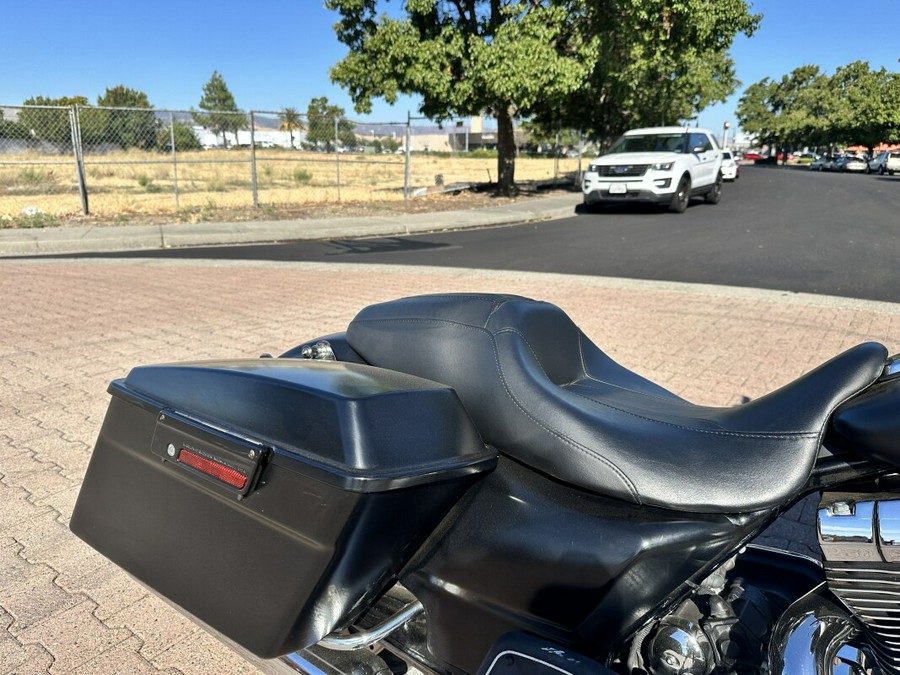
left=178, top=448, right=248, bottom=490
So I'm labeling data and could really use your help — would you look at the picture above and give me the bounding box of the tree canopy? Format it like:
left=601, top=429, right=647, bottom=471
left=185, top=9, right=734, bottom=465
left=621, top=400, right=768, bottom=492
left=279, top=106, right=303, bottom=148
left=192, top=71, right=245, bottom=147
left=19, top=96, right=90, bottom=145
left=96, top=85, right=158, bottom=150
left=736, top=61, right=900, bottom=155
left=326, top=0, right=759, bottom=192
left=305, top=97, right=357, bottom=149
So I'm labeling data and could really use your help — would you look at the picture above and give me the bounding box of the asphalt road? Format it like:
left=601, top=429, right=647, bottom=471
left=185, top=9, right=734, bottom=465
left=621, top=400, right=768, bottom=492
left=81, top=166, right=900, bottom=303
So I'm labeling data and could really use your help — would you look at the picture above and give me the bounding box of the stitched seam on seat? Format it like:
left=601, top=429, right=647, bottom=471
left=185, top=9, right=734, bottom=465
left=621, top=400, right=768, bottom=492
left=353, top=317, right=641, bottom=503
left=491, top=328, right=641, bottom=503
left=565, top=382, right=818, bottom=439
left=484, top=297, right=513, bottom=328
left=351, top=316, right=489, bottom=330
left=577, top=332, right=683, bottom=404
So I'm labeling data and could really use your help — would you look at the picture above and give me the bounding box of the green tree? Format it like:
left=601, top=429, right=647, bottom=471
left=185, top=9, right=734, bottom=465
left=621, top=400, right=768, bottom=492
left=327, top=0, right=601, bottom=193
left=0, top=110, right=30, bottom=139
left=737, top=65, right=829, bottom=158
left=19, top=95, right=89, bottom=145
left=381, top=136, right=400, bottom=153
left=827, top=62, right=900, bottom=155
left=96, top=85, right=159, bottom=151
left=737, top=61, right=900, bottom=156
left=305, top=97, right=357, bottom=150
left=279, top=106, right=303, bottom=148
left=327, top=0, right=758, bottom=194
left=534, top=0, right=759, bottom=148
left=157, top=121, right=202, bottom=152
left=192, top=71, right=245, bottom=147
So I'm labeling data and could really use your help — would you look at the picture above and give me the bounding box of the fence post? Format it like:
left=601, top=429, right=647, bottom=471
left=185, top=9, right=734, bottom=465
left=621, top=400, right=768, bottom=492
left=169, top=112, right=180, bottom=210
left=554, top=125, right=561, bottom=181
left=249, top=112, right=259, bottom=208
left=70, top=106, right=89, bottom=215
left=577, top=130, right=584, bottom=185
left=334, top=116, right=341, bottom=202
left=404, top=112, right=412, bottom=200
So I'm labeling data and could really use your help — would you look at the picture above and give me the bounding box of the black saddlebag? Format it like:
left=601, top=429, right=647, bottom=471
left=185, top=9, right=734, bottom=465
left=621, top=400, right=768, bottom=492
left=70, top=359, right=495, bottom=658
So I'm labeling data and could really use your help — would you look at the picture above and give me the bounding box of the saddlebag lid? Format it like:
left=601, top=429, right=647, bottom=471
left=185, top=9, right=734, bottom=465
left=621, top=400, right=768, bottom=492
left=71, top=359, right=495, bottom=658
left=115, top=358, right=495, bottom=490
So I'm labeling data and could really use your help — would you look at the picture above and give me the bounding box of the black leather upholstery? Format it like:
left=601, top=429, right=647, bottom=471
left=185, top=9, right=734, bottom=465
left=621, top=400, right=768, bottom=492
left=346, top=294, right=887, bottom=513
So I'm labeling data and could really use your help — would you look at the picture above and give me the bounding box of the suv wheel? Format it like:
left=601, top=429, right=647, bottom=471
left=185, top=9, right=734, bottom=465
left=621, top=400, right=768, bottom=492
left=705, top=173, right=723, bottom=205
left=669, top=175, right=691, bottom=213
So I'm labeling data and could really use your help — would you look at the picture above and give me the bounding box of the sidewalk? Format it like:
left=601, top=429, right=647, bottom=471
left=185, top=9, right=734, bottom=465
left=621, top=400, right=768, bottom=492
left=0, top=193, right=582, bottom=257
left=2, top=204, right=900, bottom=672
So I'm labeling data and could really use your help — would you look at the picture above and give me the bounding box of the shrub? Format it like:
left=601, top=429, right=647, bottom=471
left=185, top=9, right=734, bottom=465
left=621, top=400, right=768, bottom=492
left=136, top=174, right=163, bottom=193
left=293, top=168, right=313, bottom=183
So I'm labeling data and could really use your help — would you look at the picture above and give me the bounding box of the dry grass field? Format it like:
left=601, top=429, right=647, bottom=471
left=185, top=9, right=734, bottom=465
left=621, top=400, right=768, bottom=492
left=1, top=149, right=582, bottom=225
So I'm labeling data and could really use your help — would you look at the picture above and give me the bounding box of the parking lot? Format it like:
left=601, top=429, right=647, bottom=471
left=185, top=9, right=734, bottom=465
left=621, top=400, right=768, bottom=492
left=2, top=258, right=900, bottom=672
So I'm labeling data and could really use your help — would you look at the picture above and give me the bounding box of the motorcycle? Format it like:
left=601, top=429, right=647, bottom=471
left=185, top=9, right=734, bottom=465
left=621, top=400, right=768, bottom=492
left=70, top=293, right=900, bottom=675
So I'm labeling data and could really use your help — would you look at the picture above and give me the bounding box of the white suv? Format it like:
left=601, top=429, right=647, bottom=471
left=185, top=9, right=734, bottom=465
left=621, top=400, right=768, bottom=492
left=582, top=127, right=724, bottom=213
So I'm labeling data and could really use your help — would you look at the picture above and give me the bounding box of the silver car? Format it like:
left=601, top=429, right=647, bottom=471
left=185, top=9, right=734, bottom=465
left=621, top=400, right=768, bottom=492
left=867, top=150, right=900, bottom=175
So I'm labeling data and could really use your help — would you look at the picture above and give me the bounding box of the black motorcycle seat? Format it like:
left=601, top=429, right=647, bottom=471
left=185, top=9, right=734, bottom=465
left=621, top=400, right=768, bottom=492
left=346, top=294, right=887, bottom=513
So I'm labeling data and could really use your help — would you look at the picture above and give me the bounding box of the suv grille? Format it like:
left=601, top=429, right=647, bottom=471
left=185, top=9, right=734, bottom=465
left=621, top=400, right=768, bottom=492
left=594, top=164, right=650, bottom=177
left=827, top=562, right=900, bottom=674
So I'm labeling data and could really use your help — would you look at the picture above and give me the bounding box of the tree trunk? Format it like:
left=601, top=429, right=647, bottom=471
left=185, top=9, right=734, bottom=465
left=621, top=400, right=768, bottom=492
left=496, top=105, right=516, bottom=195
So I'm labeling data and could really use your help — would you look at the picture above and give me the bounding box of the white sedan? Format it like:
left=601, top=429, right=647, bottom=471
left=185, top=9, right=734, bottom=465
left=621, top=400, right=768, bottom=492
left=721, top=150, right=740, bottom=181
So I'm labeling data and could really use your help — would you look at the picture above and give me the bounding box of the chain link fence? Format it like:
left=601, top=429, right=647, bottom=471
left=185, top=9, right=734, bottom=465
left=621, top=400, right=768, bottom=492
left=1, top=104, right=584, bottom=221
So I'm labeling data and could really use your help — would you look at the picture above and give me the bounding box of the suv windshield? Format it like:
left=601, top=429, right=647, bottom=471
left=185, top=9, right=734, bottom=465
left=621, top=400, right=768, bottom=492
left=609, top=133, right=688, bottom=154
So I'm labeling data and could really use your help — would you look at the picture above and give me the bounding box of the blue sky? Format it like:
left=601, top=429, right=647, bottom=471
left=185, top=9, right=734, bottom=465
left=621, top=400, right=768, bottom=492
left=1, top=1, right=897, bottom=133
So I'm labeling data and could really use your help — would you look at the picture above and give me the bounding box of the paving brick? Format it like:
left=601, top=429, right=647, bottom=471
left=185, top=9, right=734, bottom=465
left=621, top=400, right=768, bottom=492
left=3, top=260, right=900, bottom=672
left=0, top=484, right=54, bottom=533
left=105, top=594, right=199, bottom=661
left=17, top=601, right=132, bottom=674
left=151, top=630, right=258, bottom=675
left=0, top=540, right=48, bottom=595
left=1, top=564, right=84, bottom=635
left=1, top=642, right=56, bottom=675
left=71, top=636, right=181, bottom=675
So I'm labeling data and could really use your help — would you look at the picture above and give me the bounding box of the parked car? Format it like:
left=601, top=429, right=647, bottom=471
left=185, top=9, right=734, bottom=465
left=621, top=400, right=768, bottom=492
left=838, top=156, right=867, bottom=173
left=868, top=150, right=900, bottom=175
left=581, top=126, right=723, bottom=213
left=823, top=156, right=843, bottom=171
left=809, top=156, right=829, bottom=171
left=721, top=150, right=739, bottom=181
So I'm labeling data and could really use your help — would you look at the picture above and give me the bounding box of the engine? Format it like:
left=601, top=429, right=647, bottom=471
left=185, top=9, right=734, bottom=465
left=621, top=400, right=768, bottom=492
left=631, top=559, right=775, bottom=675
left=819, top=494, right=900, bottom=674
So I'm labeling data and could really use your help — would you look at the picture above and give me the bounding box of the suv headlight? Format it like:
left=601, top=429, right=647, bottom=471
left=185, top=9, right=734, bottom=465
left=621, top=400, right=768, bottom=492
left=652, top=162, right=673, bottom=171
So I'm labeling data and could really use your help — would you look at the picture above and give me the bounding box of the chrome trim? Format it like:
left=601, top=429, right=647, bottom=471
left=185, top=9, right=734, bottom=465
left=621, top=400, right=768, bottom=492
left=880, top=501, right=900, bottom=562
left=317, top=601, right=424, bottom=651
left=818, top=501, right=879, bottom=562
left=882, top=357, right=900, bottom=380
left=282, top=652, right=330, bottom=675
left=299, top=341, right=336, bottom=361
left=769, top=583, right=860, bottom=675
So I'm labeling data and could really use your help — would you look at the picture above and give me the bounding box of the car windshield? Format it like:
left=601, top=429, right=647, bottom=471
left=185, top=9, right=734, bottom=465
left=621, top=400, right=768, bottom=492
left=609, top=133, right=687, bottom=154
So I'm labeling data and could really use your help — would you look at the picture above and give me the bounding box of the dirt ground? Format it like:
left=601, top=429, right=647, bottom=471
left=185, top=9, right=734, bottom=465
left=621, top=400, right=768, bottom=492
left=5, top=183, right=578, bottom=229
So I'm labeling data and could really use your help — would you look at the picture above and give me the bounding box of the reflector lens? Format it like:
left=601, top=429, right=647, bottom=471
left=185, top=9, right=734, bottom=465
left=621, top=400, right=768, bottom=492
left=178, top=448, right=248, bottom=490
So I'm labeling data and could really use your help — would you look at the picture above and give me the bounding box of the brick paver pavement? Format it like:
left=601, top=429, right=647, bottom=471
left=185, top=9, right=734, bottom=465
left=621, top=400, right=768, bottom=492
left=2, top=259, right=899, bottom=673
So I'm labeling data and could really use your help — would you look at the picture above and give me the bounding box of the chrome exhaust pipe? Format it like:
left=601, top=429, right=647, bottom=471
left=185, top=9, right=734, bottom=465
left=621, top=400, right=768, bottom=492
left=769, top=582, right=866, bottom=675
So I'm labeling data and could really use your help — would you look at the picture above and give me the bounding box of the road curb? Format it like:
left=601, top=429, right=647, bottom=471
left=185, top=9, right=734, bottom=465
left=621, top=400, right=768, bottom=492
left=0, top=195, right=582, bottom=257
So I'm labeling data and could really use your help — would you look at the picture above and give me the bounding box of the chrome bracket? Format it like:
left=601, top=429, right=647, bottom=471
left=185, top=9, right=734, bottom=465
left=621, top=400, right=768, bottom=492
left=317, top=601, right=424, bottom=651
